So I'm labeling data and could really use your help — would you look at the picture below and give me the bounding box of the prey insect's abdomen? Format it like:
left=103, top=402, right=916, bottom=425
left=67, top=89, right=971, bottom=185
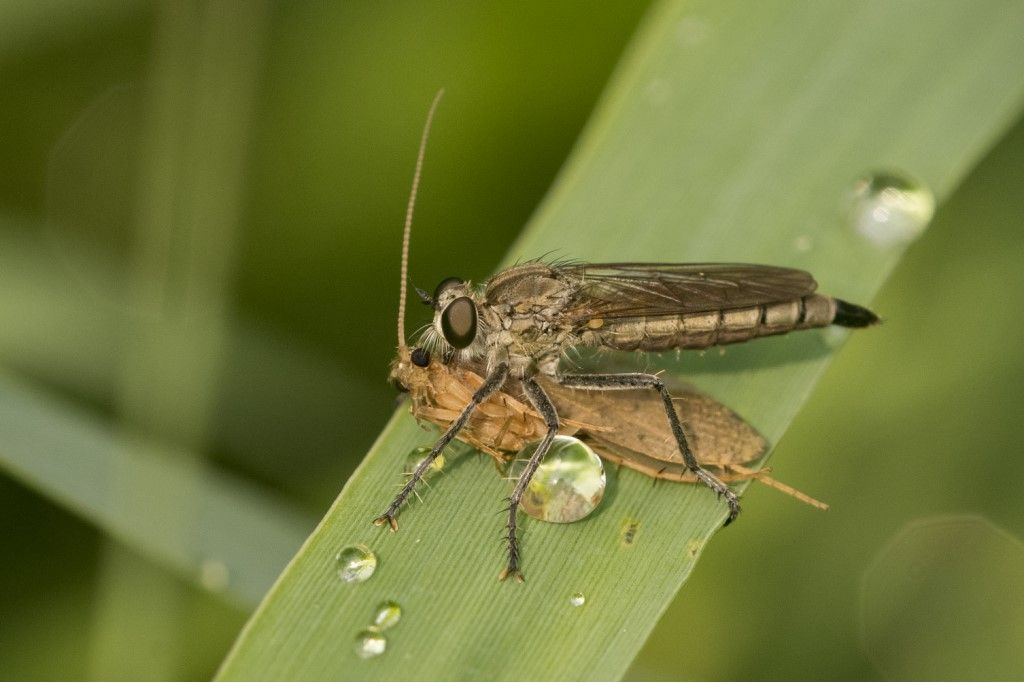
left=579, top=294, right=874, bottom=351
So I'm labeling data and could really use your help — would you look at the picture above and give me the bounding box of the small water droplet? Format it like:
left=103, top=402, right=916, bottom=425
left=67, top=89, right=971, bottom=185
left=508, top=436, right=606, bottom=523
left=570, top=592, right=586, bottom=607
left=822, top=325, right=849, bottom=349
left=676, top=16, right=710, bottom=46
left=372, top=600, right=402, bottom=631
left=198, top=559, right=230, bottom=593
left=847, top=171, right=934, bottom=248
left=644, top=78, right=671, bottom=105
left=403, top=446, right=445, bottom=478
left=354, top=629, right=387, bottom=659
left=336, top=544, right=377, bottom=583
left=793, top=234, right=813, bottom=252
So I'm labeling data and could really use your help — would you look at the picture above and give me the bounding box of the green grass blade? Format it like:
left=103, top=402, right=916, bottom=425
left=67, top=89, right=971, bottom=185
left=217, top=1, right=1024, bottom=679
left=85, top=3, right=272, bottom=677
left=0, top=369, right=315, bottom=608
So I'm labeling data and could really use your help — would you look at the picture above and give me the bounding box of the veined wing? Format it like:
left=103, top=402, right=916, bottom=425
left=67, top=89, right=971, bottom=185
left=562, top=263, right=817, bottom=320
left=539, top=375, right=766, bottom=468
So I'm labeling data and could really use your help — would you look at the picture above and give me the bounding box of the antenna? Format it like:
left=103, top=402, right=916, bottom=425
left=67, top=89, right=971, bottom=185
left=398, top=89, right=444, bottom=352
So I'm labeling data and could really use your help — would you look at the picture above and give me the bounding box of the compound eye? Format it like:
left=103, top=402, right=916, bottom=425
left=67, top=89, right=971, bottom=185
left=432, top=276, right=464, bottom=303
left=410, top=347, right=430, bottom=368
left=440, top=296, right=477, bottom=349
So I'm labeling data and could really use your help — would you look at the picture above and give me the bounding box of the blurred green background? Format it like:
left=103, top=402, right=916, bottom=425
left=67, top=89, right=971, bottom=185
left=1, top=1, right=1022, bottom=680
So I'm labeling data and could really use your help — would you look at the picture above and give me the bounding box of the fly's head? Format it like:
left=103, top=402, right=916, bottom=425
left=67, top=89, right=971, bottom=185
left=414, top=276, right=487, bottom=363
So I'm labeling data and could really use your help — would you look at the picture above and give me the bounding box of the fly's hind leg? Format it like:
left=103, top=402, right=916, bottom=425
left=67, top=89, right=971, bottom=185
left=374, top=362, right=510, bottom=530
left=500, top=376, right=559, bottom=582
left=558, top=372, right=741, bottom=525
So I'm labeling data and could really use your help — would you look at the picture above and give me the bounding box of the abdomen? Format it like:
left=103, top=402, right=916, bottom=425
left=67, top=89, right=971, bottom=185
left=579, top=294, right=874, bottom=351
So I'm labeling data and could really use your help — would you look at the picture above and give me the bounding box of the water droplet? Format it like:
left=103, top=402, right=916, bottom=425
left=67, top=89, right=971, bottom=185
left=570, top=592, right=586, bottom=607
left=822, top=325, right=850, bottom=349
left=676, top=16, right=710, bottom=46
left=336, top=544, right=377, bottom=583
left=644, top=78, right=670, bottom=105
left=792, top=234, right=813, bottom=252
left=198, top=559, right=230, bottom=593
left=354, top=629, right=387, bottom=659
left=372, top=600, right=402, bottom=631
left=403, top=446, right=445, bottom=479
left=508, top=436, right=606, bottom=523
left=847, top=171, right=934, bottom=248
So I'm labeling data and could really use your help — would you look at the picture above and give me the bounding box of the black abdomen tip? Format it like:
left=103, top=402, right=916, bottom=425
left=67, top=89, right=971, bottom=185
left=833, top=299, right=879, bottom=328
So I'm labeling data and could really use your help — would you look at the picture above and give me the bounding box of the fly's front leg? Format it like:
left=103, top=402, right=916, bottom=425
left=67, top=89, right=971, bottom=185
left=558, top=372, right=741, bottom=525
left=501, top=376, right=559, bottom=582
left=374, top=362, right=510, bottom=531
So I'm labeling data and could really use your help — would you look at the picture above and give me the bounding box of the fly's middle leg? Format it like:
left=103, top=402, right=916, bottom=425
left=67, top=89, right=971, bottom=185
left=558, top=372, right=741, bottom=525
left=500, top=376, right=559, bottom=582
left=374, top=362, right=510, bottom=531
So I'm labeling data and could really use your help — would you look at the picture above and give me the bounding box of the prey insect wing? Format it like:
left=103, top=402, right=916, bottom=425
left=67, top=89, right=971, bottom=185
left=539, top=377, right=828, bottom=509
left=538, top=375, right=768, bottom=472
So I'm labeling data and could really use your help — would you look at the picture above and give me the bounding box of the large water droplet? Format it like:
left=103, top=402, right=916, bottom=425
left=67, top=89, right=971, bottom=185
left=508, top=436, right=606, bottom=523
left=336, top=544, right=377, bottom=583
left=570, top=592, right=586, bottom=607
left=372, top=600, right=402, bottom=631
left=847, top=171, right=934, bottom=247
left=354, top=629, right=387, bottom=659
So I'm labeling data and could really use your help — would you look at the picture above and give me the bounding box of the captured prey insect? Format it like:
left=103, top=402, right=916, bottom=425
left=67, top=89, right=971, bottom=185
left=389, top=347, right=831, bottom=510
left=374, top=92, right=878, bottom=581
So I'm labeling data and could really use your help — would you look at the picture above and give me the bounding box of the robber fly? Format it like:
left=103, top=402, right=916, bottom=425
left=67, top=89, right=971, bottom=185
left=375, top=91, right=877, bottom=581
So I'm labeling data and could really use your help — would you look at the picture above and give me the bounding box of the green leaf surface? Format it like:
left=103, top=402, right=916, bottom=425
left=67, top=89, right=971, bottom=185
left=218, top=1, right=1024, bottom=679
left=0, top=369, right=315, bottom=608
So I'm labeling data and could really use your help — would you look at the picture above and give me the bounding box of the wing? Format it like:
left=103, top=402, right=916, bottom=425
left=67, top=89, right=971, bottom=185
left=561, top=263, right=817, bottom=320
left=538, top=375, right=767, bottom=469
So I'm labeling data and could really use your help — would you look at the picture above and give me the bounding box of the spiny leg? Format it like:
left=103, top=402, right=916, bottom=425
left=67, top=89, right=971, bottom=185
left=374, top=363, right=509, bottom=530
left=501, top=376, right=559, bottom=582
left=558, top=372, right=741, bottom=525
